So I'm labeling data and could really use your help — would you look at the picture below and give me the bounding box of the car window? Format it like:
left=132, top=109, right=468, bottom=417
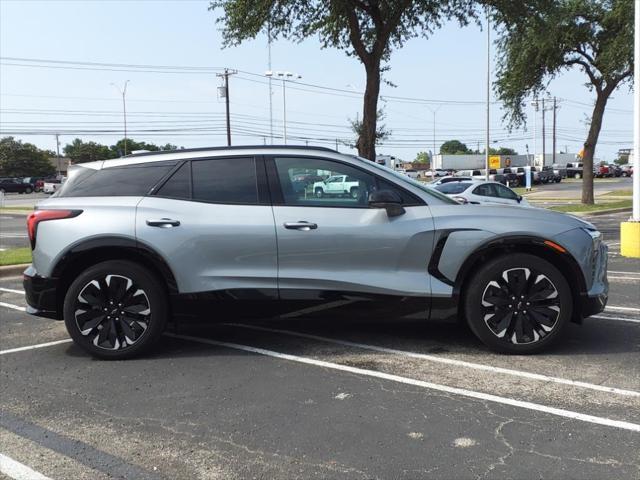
left=191, top=157, right=258, bottom=204
left=495, top=184, right=518, bottom=200
left=156, top=162, right=191, bottom=199
left=435, top=182, right=471, bottom=194
left=274, top=157, right=375, bottom=207
left=472, top=184, right=497, bottom=197
left=56, top=162, right=176, bottom=197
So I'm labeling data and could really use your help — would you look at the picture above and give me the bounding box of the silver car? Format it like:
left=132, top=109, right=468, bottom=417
left=23, top=146, right=608, bottom=358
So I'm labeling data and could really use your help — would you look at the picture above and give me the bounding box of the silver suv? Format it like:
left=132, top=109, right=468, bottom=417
left=23, top=146, right=608, bottom=358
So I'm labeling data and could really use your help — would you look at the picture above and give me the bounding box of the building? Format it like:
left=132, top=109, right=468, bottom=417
left=48, top=156, right=70, bottom=174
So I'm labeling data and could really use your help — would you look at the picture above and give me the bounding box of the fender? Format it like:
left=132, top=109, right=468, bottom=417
left=51, top=235, right=179, bottom=295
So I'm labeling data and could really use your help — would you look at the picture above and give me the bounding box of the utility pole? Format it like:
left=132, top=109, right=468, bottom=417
left=541, top=97, right=546, bottom=167
left=55, top=134, right=61, bottom=174
left=267, top=24, right=274, bottom=144
left=111, top=80, right=130, bottom=156
left=216, top=69, right=237, bottom=146
left=552, top=97, right=557, bottom=166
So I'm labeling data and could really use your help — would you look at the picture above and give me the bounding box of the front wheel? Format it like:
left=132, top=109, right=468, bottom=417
left=24, top=187, right=33, bottom=194
left=350, top=187, right=359, bottom=199
left=63, top=260, right=168, bottom=359
left=464, top=254, right=572, bottom=354
left=315, top=188, right=324, bottom=198
left=574, top=173, right=582, bottom=179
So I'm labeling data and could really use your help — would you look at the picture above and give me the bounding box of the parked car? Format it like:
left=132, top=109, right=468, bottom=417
left=594, top=164, right=611, bottom=178
left=543, top=166, right=562, bottom=183
left=404, top=169, right=420, bottom=179
left=43, top=178, right=64, bottom=194
left=533, top=166, right=554, bottom=184
left=552, top=164, right=567, bottom=179
left=433, top=180, right=530, bottom=207
left=607, top=164, right=622, bottom=177
left=497, top=168, right=521, bottom=187
left=620, top=164, right=633, bottom=177
left=0, top=177, right=34, bottom=194
left=24, top=146, right=608, bottom=358
left=566, top=162, right=584, bottom=179
left=22, top=177, right=44, bottom=192
left=312, top=174, right=361, bottom=198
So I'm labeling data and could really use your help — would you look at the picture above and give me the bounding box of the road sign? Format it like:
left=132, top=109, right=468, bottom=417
left=489, top=155, right=501, bottom=169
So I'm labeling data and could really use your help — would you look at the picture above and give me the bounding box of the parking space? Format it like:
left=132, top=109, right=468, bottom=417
left=1, top=212, right=638, bottom=479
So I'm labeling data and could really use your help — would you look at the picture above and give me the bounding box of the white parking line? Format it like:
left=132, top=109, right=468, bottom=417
left=0, top=301, right=25, bottom=312
left=592, top=315, right=640, bottom=324
left=167, top=333, right=640, bottom=433
left=224, top=323, right=640, bottom=397
left=608, top=276, right=640, bottom=281
left=0, top=452, right=52, bottom=480
left=608, top=270, right=640, bottom=276
left=0, top=339, right=72, bottom=356
left=605, top=305, right=640, bottom=313
left=0, top=287, right=24, bottom=295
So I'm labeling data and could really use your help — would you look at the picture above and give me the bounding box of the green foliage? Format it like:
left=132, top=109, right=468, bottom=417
left=440, top=139, right=471, bottom=155
left=494, top=146, right=518, bottom=156
left=492, top=0, right=633, bottom=128
left=64, top=139, right=116, bottom=164
left=0, top=137, right=56, bottom=177
left=414, top=151, right=430, bottom=164
left=209, top=0, right=476, bottom=159
left=350, top=109, right=390, bottom=145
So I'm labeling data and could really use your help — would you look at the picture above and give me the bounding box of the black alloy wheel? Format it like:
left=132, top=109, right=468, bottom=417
left=64, top=260, right=168, bottom=359
left=464, top=253, right=572, bottom=354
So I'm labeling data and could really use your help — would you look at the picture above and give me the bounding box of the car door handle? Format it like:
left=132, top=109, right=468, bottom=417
left=146, top=218, right=181, bottom=227
left=284, top=221, right=318, bottom=231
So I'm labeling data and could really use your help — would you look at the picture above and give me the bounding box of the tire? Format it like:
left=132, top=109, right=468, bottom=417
left=315, top=188, right=324, bottom=198
left=24, top=187, right=32, bottom=194
left=464, top=253, right=572, bottom=354
left=574, top=173, right=581, bottom=179
left=350, top=187, right=359, bottom=199
left=63, top=260, right=168, bottom=359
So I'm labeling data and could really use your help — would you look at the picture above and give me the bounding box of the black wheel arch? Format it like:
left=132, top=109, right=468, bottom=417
left=431, top=233, right=588, bottom=324
left=51, top=236, right=178, bottom=318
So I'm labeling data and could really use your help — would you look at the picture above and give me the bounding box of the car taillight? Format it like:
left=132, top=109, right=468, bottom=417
left=27, top=209, right=82, bottom=249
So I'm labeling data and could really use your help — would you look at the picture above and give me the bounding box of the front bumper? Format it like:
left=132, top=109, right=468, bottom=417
left=23, top=265, right=61, bottom=320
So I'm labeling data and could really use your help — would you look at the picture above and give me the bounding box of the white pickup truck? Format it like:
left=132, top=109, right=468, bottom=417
left=313, top=175, right=361, bottom=199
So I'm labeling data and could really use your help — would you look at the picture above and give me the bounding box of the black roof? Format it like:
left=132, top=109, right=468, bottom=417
left=126, top=145, right=338, bottom=158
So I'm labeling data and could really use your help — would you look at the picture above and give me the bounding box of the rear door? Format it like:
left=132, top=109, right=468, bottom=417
left=136, top=156, right=278, bottom=297
left=268, top=155, right=435, bottom=319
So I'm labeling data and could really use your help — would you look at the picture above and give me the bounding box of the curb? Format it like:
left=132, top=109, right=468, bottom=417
left=0, top=263, right=29, bottom=277
left=564, top=207, right=632, bottom=217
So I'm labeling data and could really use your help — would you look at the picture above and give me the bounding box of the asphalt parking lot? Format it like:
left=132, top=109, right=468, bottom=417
left=1, top=212, right=639, bottom=479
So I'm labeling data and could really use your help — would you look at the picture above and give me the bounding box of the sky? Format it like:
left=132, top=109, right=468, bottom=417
left=0, top=0, right=633, bottom=163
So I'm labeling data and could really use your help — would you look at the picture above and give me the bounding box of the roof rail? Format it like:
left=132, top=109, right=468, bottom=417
left=126, top=145, right=338, bottom=157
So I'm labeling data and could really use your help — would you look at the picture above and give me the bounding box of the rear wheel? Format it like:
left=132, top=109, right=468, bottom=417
left=350, top=187, right=359, bottom=199
left=63, top=260, right=168, bottom=359
left=315, top=188, right=324, bottom=198
left=24, top=187, right=33, bottom=194
left=464, top=254, right=572, bottom=354
left=574, top=173, right=582, bottom=179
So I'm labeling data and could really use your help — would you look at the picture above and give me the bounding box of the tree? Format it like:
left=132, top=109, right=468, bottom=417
left=0, top=137, right=56, bottom=177
left=350, top=109, right=391, bottom=151
left=495, top=146, right=517, bottom=156
left=414, top=151, right=430, bottom=164
left=209, top=0, right=475, bottom=160
left=440, top=139, right=471, bottom=154
left=491, top=0, right=633, bottom=204
left=64, top=139, right=116, bottom=164
left=110, top=139, right=161, bottom=157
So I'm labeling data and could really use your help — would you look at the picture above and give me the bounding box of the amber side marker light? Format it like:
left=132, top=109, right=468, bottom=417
left=544, top=240, right=566, bottom=253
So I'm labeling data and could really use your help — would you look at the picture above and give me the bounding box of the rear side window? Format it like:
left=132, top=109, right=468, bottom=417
left=435, top=182, right=470, bottom=194
left=191, top=157, right=257, bottom=204
left=156, top=162, right=191, bottom=199
left=57, top=162, right=175, bottom=197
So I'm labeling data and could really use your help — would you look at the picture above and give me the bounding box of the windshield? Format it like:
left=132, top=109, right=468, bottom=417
left=351, top=156, right=458, bottom=204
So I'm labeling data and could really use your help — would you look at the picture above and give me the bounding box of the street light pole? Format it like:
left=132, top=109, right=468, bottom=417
left=266, top=71, right=301, bottom=144
left=485, top=7, right=491, bottom=181
left=111, top=80, right=130, bottom=156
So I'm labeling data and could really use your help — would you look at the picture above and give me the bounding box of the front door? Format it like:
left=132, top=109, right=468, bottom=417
left=268, top=155, right=436, bottom=320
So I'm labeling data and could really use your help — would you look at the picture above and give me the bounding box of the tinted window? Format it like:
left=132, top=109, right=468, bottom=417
left=191, top=157, right=257, bottom=204
left=274, top=157, right=375, bottom=207
left=473, top=184, right=497, bottom=197
left=57, top=162, right=175, bottom=197
left=156, top=162, right=190, bottom=199
left=495, top=184, right=518, bottom=199
left=435, top=182, right=471, bottom=194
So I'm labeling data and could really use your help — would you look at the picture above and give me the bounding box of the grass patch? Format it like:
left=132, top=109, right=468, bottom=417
left=0, top=247, right=31, bottom=266
left=549, top=199, right=632, bottom=213
left=602, top=189, right=632, bottom=197
left=0, top=206, right=34, bottom=212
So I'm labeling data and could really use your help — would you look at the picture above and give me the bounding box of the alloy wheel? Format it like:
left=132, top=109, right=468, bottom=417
left=74, top=274, right=151, bottom=350
left=481, top=267, right=561, bottom=345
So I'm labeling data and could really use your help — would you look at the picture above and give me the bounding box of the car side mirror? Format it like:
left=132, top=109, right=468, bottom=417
left=517, top=195, right=523, bottom=203
left=369, top=189, right=406, bottom=217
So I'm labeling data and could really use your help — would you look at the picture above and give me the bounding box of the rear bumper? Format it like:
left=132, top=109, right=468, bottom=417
left=23, top=265, right=61, bottom=320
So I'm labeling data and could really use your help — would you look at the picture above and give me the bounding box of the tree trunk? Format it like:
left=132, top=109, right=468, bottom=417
left=358, top=60, right=381, bottom=160
left=581, top=91, right=609, bottom=204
